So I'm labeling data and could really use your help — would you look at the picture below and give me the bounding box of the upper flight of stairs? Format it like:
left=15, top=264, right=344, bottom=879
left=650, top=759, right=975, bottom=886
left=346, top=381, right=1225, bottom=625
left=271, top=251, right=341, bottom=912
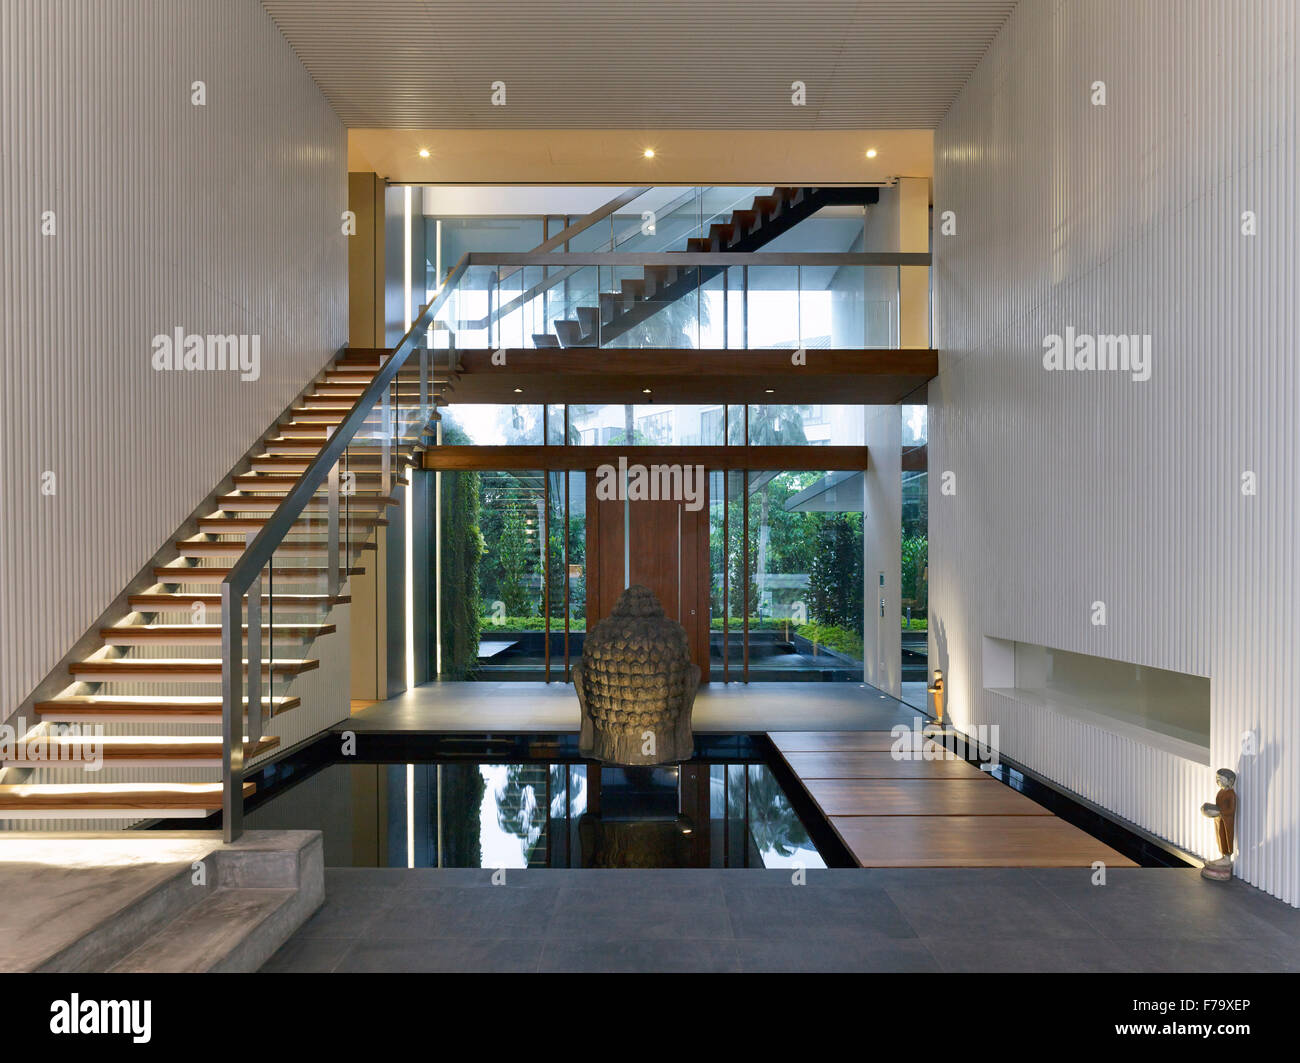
left=0, top=348, right=448, bottom=821
left=532, top=186, right=878, bottom=349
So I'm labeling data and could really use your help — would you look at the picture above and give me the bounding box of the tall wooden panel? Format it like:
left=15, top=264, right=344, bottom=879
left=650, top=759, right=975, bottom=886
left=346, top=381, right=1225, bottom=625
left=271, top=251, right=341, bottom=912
left=586, top=475, right=710, bottom=681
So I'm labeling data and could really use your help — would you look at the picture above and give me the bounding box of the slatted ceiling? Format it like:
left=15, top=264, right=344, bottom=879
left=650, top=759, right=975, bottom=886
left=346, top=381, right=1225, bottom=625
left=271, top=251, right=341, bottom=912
left=933, top=0, right=1298, bottom=902
left=259, top=0, right=1018, bottom=129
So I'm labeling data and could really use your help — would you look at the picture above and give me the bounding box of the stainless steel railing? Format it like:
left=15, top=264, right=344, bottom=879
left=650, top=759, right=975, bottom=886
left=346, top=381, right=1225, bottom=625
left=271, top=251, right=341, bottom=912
left=219, top=256, right=470, bottom=840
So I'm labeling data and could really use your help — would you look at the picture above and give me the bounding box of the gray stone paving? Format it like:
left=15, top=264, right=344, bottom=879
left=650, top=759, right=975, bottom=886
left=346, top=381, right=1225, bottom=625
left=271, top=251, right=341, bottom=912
left=261, top=866, right=1300, bottom=973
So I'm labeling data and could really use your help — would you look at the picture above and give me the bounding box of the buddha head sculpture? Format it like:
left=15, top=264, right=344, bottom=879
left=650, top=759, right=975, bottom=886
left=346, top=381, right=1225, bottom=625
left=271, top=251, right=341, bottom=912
left=573, top=584, right=699, bottom=766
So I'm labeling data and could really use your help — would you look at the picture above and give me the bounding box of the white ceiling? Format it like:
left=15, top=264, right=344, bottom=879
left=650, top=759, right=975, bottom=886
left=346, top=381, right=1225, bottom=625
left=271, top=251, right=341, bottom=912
left=261, top=0, right=1017, bottom=129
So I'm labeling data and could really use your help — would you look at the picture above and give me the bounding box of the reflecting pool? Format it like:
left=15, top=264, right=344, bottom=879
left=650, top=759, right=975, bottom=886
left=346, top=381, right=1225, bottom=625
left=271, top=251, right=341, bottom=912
left=246, top=756, right=827, bottom=870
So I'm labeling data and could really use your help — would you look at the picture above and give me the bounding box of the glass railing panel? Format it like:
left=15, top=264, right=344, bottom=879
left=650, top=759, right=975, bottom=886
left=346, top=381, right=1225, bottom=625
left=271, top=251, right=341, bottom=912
left=698, top=269, right=726, bottom=348
left=762, top=204, right=865, bottom=253
left=443, top=251, right=915, bottom=352
left=607, top=268, right=702, bottom=349
left=449, top=264, right=496, bottom=348
left=494, top=264, right=527, bottom=350
left=865, top=264, right=900, bottom=347
left=740, top=265, right=799, bottom=349
left=800, top=263, right=864, bottom=348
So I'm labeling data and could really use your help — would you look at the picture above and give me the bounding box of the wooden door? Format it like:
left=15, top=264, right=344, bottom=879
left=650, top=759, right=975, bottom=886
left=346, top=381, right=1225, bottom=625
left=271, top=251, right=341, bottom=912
left=586, top=474, right=711, bottom=681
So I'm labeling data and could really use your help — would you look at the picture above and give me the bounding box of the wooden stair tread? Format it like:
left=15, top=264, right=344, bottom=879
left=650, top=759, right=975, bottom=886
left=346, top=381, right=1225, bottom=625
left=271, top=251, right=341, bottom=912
left=231, top=474, right=406, bottom=487
left=70, top=658, right=320, bottom=678
left=153, top=565, right=365, bottom=581
left=34, top=695, right=301, bottom=720
left=174, top=541, right=376, bottom=556
left=0, top=735, right=280, bottom=762
left=198, top=517, right=386, bottom=532
left=129, top=593, right=348, bottom=609
left=0, top=782, right=254, bottom=812
left=101, top=623, right=336, bottom=641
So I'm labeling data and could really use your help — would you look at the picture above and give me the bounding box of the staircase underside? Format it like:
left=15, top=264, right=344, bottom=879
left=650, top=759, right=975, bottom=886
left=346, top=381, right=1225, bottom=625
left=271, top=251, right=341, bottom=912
left=531, top=186, right=880, bottom=350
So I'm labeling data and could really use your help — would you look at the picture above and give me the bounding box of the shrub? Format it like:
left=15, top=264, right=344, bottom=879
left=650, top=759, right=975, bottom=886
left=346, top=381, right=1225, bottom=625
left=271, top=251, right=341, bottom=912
left=794, top=622, right=863, bottom=660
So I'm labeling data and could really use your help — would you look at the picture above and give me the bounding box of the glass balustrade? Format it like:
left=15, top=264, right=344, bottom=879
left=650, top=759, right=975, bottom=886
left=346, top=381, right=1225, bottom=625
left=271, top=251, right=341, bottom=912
left=428, top=254, right=907, bottom=350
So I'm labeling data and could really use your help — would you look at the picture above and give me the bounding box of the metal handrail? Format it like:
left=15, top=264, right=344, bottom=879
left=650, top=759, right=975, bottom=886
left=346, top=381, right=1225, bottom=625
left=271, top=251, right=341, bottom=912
left=442, top=249, right=931, bottom=332
left=472, top=251, right=931, bottom=266
left=467, top=186, right=758, bottom=330
left=495, top=186, right=650, bottom=281
left=219, top=252, right=472, bottom=840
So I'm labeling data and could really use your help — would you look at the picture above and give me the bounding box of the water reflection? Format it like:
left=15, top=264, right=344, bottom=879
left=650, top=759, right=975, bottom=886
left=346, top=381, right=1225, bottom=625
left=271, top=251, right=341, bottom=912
left=247, top=759, right=825, bottom=870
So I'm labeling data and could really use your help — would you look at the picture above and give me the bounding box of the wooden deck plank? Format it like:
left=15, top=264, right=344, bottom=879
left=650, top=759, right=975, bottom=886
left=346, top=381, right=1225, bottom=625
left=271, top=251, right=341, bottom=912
left=803, top=778, right=1053, bottom=817
left=779, top=750, right=991, bottom=780
left=770, top=730, right=1137, bottom=868
left=829, top=815, right=1138, bottom=868
left=769, top=730, right=932, bottom=753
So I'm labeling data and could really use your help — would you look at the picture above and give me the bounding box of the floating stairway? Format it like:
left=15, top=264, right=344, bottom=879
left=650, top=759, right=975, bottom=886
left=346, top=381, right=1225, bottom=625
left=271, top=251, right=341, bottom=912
left=0, top=348, right=449, bottom=820
left=532, top=186, right=878, bottom=349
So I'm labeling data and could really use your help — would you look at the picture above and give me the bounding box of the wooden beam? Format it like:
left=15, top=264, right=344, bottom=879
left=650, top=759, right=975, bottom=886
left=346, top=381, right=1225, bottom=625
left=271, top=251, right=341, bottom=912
left=422, top=445, right=869, bottom=472
left=444, top=347, right=936, bottom=405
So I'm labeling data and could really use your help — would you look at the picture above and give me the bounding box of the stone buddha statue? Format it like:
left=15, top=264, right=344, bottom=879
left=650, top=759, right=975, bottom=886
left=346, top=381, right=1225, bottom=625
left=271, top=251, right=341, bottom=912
left=573, top=584, right=699, bottom=766
left=1200, top=767, right=1237, bottom=881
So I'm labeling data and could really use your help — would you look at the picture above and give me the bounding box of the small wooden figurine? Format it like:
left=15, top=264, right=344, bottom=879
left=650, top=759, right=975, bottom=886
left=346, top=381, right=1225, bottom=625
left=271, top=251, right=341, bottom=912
left=1200, top=768, right=1237, bottom=881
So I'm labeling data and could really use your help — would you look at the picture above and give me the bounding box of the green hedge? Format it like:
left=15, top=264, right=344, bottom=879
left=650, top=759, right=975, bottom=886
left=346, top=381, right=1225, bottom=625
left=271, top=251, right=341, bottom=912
left=901, top=617, right=928, bottom=631
left=708, top=617, right=792, bottom=631
left=793, top=622, right=863, bottom=660
left=480, top=617, right=587, bottom=633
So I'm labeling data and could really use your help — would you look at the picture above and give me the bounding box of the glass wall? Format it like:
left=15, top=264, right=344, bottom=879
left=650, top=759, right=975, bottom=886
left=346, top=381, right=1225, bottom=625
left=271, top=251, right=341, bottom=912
left=900, top=403, right=929, bottom=708
left=567, top=403, right=728, bottom=447
left=490, top=404, right=868, bottom=449
left=440, top=404, right=544, bottom=446
left=475, top=470, right=546, bottom=675
left=436, top=462, right=587, bottom=682
left=433, top=403, right=870, bottom=684
left=706, top=470, right=864, bottom=682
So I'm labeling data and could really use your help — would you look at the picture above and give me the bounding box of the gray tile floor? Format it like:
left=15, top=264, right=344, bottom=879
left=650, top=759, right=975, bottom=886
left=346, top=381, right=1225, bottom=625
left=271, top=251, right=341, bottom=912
left=261, top=866, right=1300, bottom=973
left=346, top=680, right=921, bottom=734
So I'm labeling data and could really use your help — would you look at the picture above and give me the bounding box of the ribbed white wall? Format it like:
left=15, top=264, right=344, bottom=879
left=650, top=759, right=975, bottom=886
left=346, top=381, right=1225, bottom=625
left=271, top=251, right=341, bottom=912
left=932, top=0, right=1299, bottom=902
left=0, top=0, right=347, bottom=714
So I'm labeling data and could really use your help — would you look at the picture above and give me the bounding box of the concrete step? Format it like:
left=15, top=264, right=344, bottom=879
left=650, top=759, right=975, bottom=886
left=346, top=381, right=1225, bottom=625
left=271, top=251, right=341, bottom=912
left=30, top=830, right=322, bottom=973
left=108, top=887, right=297, bottom=973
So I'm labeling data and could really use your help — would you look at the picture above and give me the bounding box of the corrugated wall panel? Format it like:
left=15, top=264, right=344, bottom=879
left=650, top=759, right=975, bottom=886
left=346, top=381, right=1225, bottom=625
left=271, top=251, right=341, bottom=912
left=0, top=0, right=347, bottom=716
left=933, top=0, right=1298, bottom=902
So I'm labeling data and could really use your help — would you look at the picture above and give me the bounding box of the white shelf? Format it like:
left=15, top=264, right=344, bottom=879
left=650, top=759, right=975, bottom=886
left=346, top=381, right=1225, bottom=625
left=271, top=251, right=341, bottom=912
left=987, top=685, right=1210, bottom=766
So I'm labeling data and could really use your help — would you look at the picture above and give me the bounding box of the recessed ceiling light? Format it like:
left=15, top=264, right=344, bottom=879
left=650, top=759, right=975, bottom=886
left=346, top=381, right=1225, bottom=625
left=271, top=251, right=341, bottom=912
left=418, top=148, right=431, bottom=158
left=865, top=148, right=878, bottom=159
left=642, top=387, right=652, bottom=394
left=765, top=388, right=775, bottom=394
left=643, top=148, right=655, bottom=159
left=513, top=387, right=523, bottom=393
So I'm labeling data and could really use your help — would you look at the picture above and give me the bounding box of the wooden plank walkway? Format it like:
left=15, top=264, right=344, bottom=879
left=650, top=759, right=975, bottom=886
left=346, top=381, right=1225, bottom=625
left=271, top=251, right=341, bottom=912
left=770, top=731, right=1137, bottom=868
